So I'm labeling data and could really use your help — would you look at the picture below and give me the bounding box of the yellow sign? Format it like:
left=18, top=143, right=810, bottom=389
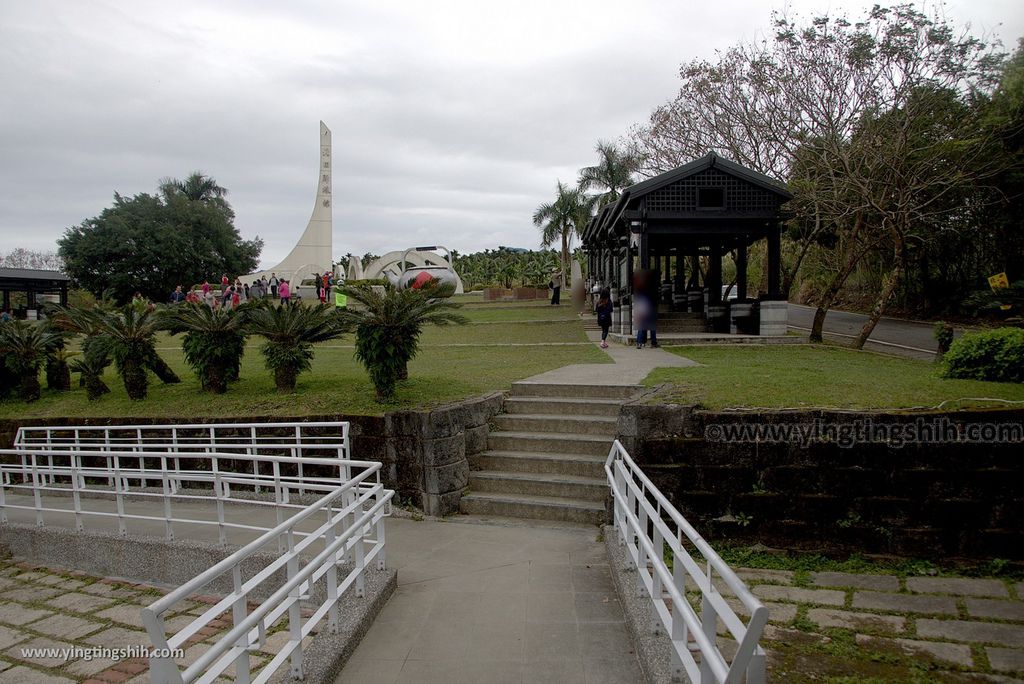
left=334, top=292, right=347, bottom=308
left=988, top=272, right=1010, bottom=292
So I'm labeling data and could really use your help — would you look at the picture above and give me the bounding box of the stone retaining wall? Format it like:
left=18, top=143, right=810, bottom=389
left=617, top=398, right=1024, bottom=558
left=0, top=391, right=504, bottom=518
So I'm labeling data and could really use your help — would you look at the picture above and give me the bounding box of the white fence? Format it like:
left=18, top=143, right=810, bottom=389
left=13, top=421, right=349, bottom=494
left=605, top=440, right=768, bottom=684
left=0, top=420, right=395, bottom=682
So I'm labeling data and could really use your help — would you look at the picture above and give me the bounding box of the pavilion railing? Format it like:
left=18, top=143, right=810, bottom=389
left=605, top=440, right=768, bottom=684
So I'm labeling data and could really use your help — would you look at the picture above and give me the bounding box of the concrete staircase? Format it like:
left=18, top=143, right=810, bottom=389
left=460, top=382, right=640, bottom=525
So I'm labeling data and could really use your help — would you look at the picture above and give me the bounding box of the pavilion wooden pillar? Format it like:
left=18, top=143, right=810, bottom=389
left=2, top=290, right=9, bottom=312
left=736, top=241, right=748, bottom=300
left=708, top=242, right=723, bottom=305
left=767, top=222, right=782, bottom=299
left=688, top=255, right=700, bottom=289
left=638, top=231, right=650, bottom=270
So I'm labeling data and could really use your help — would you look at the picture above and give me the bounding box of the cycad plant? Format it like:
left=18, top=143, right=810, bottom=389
left=338, top=281, right=466, bottom=401
left=91, top=306, right=167, bottom=400
left=161, top=303, right=246, bottom=393
left=242, top=301, right=348, bottom=393
left=0, top=320, right=52, bottom=401
left=47, top=305, right=113, bottom=399
left=43, top=324, right=75, bottom=391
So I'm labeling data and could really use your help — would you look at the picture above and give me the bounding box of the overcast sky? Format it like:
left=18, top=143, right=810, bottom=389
left=1, top=0, right=1021, bottom=269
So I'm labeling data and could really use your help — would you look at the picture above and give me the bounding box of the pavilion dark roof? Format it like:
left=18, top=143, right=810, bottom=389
left=0, top=268, right=70, bottom=282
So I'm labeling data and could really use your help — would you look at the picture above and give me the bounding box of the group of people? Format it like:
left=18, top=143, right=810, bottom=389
left=168, top=270, right=338, bottom=309
left=167, top=272, right=292, bottom=309
left=593, top=270, right=660, bottom=349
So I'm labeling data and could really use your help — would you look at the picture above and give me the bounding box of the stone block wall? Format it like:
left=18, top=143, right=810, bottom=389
left=0, top=391, right=505, bottom=518
left=617, top=400, right=1024, bottom=558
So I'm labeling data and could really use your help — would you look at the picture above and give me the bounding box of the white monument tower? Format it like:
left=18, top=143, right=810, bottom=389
left=243, top=121, right=333, bottom=285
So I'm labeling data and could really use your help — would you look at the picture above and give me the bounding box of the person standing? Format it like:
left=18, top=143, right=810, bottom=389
left=633, top=291, right=650, bottom=349
left=595, top=288, right=613, bottom=349
left=549, top=270, right=562, bottom=305
left=279, top=279, right=291, bottom=305
left=269, top=273, right=279, bottom=298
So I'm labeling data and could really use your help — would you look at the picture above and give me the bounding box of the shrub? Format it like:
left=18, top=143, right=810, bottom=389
left=942, top=327, right=1024, bottom=383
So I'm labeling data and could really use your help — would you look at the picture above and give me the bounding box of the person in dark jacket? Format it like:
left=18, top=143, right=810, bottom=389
left=595, top=288, right=613, bottom=349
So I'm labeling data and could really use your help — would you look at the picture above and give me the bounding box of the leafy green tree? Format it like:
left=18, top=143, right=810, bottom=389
left=161, top=303, right=246, bottom=393
left=339, top=282, right=466, bottom=401
left=578, top=140, right=640, bottom=207
left=0, top=320, right=52, bottom=401
left=533, top=182, right=594, bottom=289
left=242, top=301, right=348, bottom=393
left=58, top=173, right=262, bottom=304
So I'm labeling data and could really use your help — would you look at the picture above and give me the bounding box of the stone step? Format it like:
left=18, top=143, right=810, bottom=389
left=510, top=382, right=642, bottom=400
left=503, top=396, right=623, bottom=417
left=487, top=431, right=612, bottom=457
left=492, top=413, right=618, bottom=436
left=468, top=470, right=608, bottom=501
left=458, top=492, right=606, bottom=525
left=470, top=450, right=606, bottom=478
left=657, top=322, right=710, bottom=333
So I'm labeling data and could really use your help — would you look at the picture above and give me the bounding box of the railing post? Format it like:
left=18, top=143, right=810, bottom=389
left=699, top=562, right=718, bottom=683
left=286, top=530, right=304, bottom=680
left=652, top=524, right=664, bottom=635
left=325, top=508, right=340, bottom=634
left=376, top=512, right=387, bottom=570
left=161, top=455, right=174, bottom=541
left=354, top=513, right=366, bottom=598
left=71, top=452, right=84, bottom=532
left=113, top=455, right=127, bottom=536
left=213, top=456, right=227, bottom=547
left=747, top=650, right=767, bottom=684
left=231, top=564, right=252, bottom=684
left=30, top=453, right=44, bottom=527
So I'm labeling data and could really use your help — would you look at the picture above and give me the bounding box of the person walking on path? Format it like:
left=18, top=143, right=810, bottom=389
left=633, top=291, right=650, bottom=349
left=279, top=279, right=291, bottom=306
left=269, top=273, right=279, bottom=298
left=595, top=288, right=613, bottom=349
left=549, top=270, right=562, bottom=305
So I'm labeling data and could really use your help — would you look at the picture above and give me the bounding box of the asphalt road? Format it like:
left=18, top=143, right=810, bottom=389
left=787, top=303, right=958, bottom=360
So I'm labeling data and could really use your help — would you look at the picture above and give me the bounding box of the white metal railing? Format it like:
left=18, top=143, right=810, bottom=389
left=12, top=421, right=350, bottom=493
left=143, top=462, right=391, bottom=684
left=605, top=440, right=768, bottom=684
left=0, top=446, right=386, bottom=545
left=0, top=443, right=393, bottom=683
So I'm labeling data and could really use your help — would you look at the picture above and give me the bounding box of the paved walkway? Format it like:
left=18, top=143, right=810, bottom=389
left=520, top=331, right=696, bottom=386
left=337, top=518, right=643, bottom=684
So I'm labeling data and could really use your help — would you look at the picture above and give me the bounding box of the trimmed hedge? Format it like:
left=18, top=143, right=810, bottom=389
left=942, top=327, right=1024, bottom=383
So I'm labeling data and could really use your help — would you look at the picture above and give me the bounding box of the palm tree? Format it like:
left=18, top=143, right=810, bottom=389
left=159, top=172, right=228, bottom=204
left=242, top=301, right=348, bottom=393
left=338, top=282, right=466, bottom=401
left=578, top=140, right=640, bottom=207
left=533, top=182, right=594, bottom=290
left=161, top=303, right=246, bottom=393
left=0, top=320, right=52, bottom=401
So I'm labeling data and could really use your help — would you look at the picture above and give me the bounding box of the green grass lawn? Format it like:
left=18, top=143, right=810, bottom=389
left=647, top=344, right=1024, bottom=410
left=0, top=302, right=608, bottom=419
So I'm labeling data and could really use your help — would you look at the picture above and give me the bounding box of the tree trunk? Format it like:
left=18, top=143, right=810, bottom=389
left=810, top=214, right=867, bottom=343
left=398, top=360, right=408, bottom=381
left=19, top=371, right=41, bottom=402
left=84, top=374, right=110, bottom=400
left=275, top=365, right=298, bottom=393
left=853, top=239, right=907, bottom=350
left=46, top=359, right=71, bottom=391
left=122, top=360, right=148, bottom=401
left=560, top=234, right=569, bottom=289
left=147, top=353, right=181, bottom=384
left=204, top=365, right=228, bottom=394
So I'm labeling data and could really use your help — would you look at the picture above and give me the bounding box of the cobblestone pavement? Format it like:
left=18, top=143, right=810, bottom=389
left=725, top=568, right=1024, bottom=682
left=0, top=557, right=316, bottom=683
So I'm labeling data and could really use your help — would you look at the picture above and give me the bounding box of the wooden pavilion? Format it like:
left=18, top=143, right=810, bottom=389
left=581, top=152, right=793, bottom=338
left=0, top=268, right=70, bottom=319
